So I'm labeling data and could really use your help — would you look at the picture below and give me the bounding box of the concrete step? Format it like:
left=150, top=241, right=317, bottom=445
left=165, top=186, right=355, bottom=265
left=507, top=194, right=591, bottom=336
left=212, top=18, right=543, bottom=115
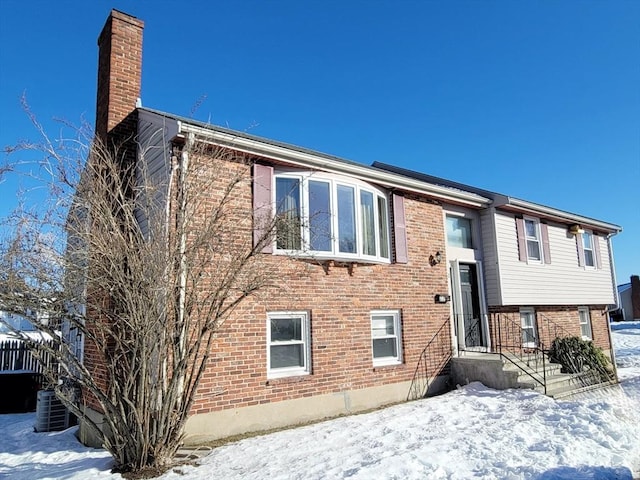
left=519, top=372, right=576, bottom=392
left=502, top=357, right=562, bottom=379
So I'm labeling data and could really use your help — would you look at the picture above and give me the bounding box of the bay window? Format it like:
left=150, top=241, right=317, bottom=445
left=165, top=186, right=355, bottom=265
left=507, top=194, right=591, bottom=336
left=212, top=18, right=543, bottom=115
left=274, top=172, right=391, bottom=262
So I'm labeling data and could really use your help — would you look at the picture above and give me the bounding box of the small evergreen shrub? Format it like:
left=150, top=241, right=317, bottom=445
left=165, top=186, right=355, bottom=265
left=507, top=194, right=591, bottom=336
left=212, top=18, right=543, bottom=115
left=548, top=336, right=611, bottom=379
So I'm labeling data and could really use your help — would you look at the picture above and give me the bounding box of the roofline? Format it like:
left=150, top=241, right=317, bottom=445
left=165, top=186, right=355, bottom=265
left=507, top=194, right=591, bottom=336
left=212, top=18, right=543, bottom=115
left=372, top=161, right=621, bottom=234
left=494, top=198, right=622, bottom=234
left=137, top=108, right=490, bottom=208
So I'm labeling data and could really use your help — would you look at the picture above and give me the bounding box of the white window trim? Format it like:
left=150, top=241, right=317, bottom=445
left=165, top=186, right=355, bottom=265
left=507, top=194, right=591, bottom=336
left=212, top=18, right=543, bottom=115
left=273, top=171, right=391, bottom=263
left=582, top=230, right=596, bottom=269
left=371, top=309, right=403, bottom=366
left=519, top=307, right=537, bottom=348
left=445, top=213, right=474, bottom=250
left=523, top=216, right=543, bottom=264
left=578, top=307, right=593, bottom=340
left=267, top=311, right=311, bottom=379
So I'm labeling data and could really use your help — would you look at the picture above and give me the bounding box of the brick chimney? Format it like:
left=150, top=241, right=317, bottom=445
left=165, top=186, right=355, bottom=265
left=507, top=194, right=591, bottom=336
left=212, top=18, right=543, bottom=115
left=95, top=10, right=144, bottom=146
left=631, top=275, right=640, bottom=320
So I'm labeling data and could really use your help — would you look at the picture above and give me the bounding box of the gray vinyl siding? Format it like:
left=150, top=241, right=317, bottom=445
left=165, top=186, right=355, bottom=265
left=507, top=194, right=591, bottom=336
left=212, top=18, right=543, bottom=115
left=492, top=210, right=615, bottom=305
left=135, top=110, right=178, bottom=237
left=480, top=208, right=501, bottom=305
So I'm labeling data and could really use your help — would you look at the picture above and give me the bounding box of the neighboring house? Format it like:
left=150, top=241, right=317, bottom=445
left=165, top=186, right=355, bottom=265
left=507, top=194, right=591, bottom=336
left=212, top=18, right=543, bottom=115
left=616, top=276, right=640, bottom=321
left=83, top=10, right=622, bottom=443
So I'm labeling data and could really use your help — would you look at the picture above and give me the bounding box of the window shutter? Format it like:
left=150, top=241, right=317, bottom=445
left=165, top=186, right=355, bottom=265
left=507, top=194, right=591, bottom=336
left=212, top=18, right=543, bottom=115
left=576, top=233, right=585, bottom=267
left=253, top=163, right=273, bottom=253
left=540, top=223, right=551, bottom=264
left=594, top=234, right=602, bottom=269
left=515, top=217, right=527, bottom=262
left=393, top=193, right=408, bottom=264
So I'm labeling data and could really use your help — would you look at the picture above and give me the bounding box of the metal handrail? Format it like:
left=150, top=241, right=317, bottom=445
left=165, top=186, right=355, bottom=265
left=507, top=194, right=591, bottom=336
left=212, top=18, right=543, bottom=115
left=494, top=313, right=547, bottom=393
left=535, top=312, right=574, bottom=351
left=407, top=319, right=452, bottom=401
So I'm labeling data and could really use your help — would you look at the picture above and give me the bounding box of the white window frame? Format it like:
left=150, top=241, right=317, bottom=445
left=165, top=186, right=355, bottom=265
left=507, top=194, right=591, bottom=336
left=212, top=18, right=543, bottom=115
left=578, top=307, right=593, bottom=340
left=371, top=310, right=403, bottom=366
left=523, top=217, right=542, bottom=263
left=445, top=214, right=473, bottom=249
left=273, top=171, right=391, bottom=263
left=519, top=307, right=537, bottom=348
left=582, top=231, right=595, bottom=268
left=267, top=311, right=311, bottom=379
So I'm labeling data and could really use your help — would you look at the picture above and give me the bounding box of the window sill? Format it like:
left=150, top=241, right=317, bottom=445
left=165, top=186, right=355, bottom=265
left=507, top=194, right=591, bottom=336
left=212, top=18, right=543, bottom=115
left=272, top=250, right=391, bottom=266
left=372, top=361, right=403, bottom=370
left=265, top=373, right=311, bottom=386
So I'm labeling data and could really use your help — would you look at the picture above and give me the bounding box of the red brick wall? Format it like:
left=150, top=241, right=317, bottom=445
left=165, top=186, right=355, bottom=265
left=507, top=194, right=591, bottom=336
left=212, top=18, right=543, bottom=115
left=188, top=153, right=452, bottom=415
left=488, top=305, right=611, bottom=352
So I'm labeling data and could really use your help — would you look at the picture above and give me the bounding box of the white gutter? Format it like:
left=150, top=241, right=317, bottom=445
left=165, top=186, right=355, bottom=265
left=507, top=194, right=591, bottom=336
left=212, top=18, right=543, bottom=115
left=495, top=197, right=622, bottom=233
left=178, top=122, right=491, bottom=208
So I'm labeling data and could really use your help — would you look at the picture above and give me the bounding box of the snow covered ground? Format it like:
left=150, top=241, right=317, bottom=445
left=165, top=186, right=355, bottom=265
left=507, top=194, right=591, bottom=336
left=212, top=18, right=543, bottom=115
left=1, top=322, right=639, bottom=480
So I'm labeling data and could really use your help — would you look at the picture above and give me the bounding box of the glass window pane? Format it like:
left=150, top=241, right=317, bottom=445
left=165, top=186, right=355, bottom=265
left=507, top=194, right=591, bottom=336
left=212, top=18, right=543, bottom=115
left=373, top=338, right=397, bottom=358
left=527, top=240, right=541, bottom=261
left=377, top=196, right=389, bottom=258
left=309, top=180, right=332, bottom=252
left=583, top=233, right=592, bottom=249
left=337, top=185, right=356, bottom=253
left=371, top=315, right=395, bottom=337
left=446, top=216, right=473, bottom=249
left=270, top=344, right=304, bottom=368
left=270, top=317, right=302, bottom=342
left=276, top=178, right=301, bottom=250
left=525, top=220, right=538, bottom=239
left=584, top=250, right=594, bottom=267
left=360, top=190, right=376, bottom=256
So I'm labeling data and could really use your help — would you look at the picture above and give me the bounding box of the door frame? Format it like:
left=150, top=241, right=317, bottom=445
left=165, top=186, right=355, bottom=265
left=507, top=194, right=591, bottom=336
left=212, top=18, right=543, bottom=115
left=449, top=259, right=490, bottom=353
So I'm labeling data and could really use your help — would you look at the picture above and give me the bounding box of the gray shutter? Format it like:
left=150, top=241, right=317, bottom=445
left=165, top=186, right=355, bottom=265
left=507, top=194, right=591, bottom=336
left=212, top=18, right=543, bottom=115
left=253, top=163, right=273, bottom=253
left=393, top=193, right=408, bottom=264
left=515, top=217, right=527, bottom=262
left=576, top=233, right=585, bottom=267
left=540, top=223, right=551, bottom=264
left=594, top=234, right=602, bottom=269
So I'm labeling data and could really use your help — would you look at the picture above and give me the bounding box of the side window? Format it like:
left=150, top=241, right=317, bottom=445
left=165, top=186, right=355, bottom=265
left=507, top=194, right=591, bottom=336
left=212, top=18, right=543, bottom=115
left=371, top=310, right=402, bottom=366
left=446, top=215, right=473, bottom=248
left=524, top=218, right=542, bottom=262
left=516, top=217, right=550, bottom=264
left=267, top=311, right=311, bottom=379
left=582, top=232, right=595, bottom=267
left=578, top=307, right=593, bottom=340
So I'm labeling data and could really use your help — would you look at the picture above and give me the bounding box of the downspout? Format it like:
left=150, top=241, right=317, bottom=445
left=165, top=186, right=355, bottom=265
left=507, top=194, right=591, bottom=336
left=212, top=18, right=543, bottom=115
left=605, top=232, right=620, bottom=379
left=175, top=134, right=192, bottom=402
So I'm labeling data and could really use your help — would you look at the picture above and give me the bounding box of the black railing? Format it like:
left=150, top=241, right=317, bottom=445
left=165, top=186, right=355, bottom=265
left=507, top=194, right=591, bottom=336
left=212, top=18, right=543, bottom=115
left=536, top=312, right=616, bottom=388
left=407, top=319, right=452, bottom=401
left=492, top=313, right=548, bottom=393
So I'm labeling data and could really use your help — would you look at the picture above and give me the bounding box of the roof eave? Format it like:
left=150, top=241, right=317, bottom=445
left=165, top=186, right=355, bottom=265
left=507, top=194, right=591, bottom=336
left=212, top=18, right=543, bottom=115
left=178, top=122, right=491, bottom=208
left=495, top=197, right=622, bottom=234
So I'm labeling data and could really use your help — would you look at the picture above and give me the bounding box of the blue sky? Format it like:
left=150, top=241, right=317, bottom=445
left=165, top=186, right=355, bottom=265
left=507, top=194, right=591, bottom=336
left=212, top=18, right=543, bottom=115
left=0, top=1, right=638, bottom=284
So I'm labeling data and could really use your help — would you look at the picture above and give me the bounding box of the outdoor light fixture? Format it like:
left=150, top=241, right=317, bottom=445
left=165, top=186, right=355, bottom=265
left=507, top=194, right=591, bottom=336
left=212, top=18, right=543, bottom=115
left=569, top=224, right=584, bottom=235
left=434, top=294, right=451, bottom=304
left=429, top=251, right=443, bottom=266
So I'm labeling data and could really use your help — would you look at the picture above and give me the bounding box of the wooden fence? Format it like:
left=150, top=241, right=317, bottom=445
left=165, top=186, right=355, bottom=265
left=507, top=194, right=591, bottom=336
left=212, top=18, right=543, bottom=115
left=0, top=339, right=56, bottom=375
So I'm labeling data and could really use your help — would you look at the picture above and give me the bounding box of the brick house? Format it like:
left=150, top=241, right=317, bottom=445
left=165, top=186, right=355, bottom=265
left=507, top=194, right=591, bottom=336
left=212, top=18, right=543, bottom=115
left=83, top=10, right=621, bottom=443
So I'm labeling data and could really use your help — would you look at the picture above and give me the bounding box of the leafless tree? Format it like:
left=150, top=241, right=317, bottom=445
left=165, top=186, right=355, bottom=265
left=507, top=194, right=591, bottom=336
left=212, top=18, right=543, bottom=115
left=0, top=107, right=282, bottom=475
